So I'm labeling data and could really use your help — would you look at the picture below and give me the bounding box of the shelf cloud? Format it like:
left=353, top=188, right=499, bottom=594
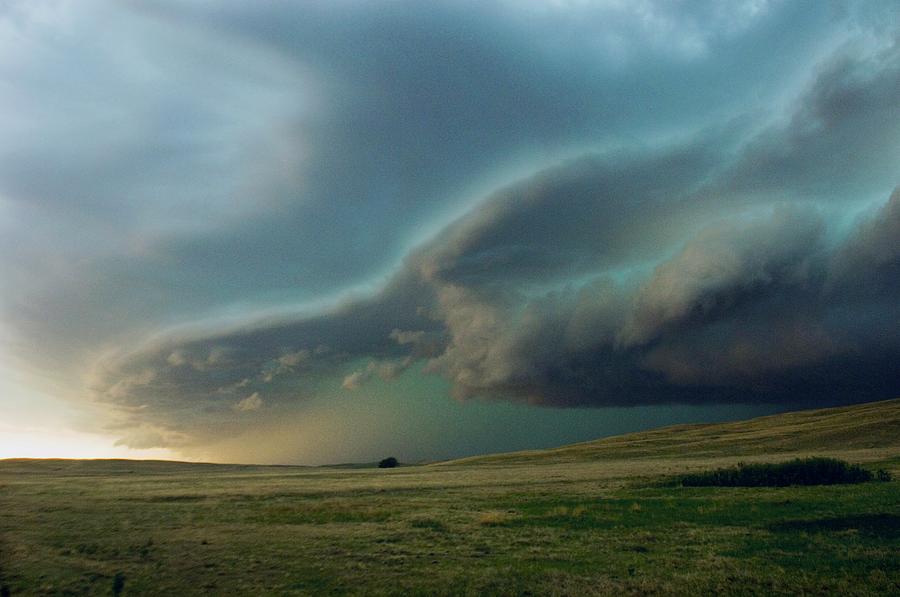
left=1, top=1, right=897, bottom=457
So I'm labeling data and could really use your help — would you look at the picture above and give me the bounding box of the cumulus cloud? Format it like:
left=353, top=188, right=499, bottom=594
left=342, top=357, right=415, bottom=391
left=165, top=346, right=234, bottom=371
left=278, top=350, right=310, bottom=368
left=234, top=392, right=263, bottom=412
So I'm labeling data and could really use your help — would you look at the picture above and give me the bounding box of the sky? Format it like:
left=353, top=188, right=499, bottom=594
left=1, top=0, right=898, bottom=465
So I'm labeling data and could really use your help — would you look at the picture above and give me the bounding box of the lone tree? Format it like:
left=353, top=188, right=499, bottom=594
left=378, top=456, right=398, bottom=468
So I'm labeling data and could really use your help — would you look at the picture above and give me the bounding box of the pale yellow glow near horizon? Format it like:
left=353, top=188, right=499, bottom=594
left=0, top=425, right=181, bottom=460
left=0, top=347, right=183, bottom=460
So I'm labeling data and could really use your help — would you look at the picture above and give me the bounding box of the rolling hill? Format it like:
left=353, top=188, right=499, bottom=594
left=438, top=398, right=900, bottom=466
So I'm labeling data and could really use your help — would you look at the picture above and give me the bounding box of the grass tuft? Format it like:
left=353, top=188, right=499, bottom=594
left=410, top=518, right=449, bottom=532
left=478, top=510, right=513, bottom=526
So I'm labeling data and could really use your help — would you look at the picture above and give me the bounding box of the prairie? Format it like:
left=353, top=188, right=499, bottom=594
left=2, top=399, right=899, bottom=595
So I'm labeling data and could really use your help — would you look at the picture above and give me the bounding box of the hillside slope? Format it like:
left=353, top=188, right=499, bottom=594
left=439, top=398, right=900, bottom=466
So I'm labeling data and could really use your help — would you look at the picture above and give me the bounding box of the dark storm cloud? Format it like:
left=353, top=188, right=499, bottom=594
left=94, top=90, right=899, bottom=448
left=829, top=187, right=900, bottom=295
left=2, top=1, right=899, bottom=451
left=403, top=38, right=900, bottom=406
left=720, top=39, right=900, bottom=200
left=1, top=0, right=837, bottom=371
left=94, top=182, right=899, bottom=447
left=423, top=192, right=897, bottom=407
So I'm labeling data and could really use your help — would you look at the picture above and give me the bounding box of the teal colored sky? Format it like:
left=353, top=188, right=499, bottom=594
left=1, top=1, right=898, bottom=463
left=213, top=362, right=782, bottom=465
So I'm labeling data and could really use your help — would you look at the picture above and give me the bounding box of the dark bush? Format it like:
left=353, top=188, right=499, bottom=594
left=679, top=457, right=873, bottom=487
left=876, top=469, right=892, bottom=482
left=378, top=457, right=399, bottom=469
left=112, top=572, right=126, bottom=596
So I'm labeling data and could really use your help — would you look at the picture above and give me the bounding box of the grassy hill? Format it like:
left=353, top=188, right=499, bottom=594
left=2, top=399, right=898, bottom=595
left=440, top=398, right=900, bottom=466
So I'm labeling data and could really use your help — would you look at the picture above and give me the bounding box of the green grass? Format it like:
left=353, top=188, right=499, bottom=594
left=2, top=399, right=899, bottom=595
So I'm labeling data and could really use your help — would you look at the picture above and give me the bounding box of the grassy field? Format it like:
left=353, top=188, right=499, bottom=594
left=2, top=399, right=899, bottom=595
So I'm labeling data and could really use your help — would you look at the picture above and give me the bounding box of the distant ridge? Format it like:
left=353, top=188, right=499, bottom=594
left=4, top=399, right=898, bottom=471
left=437, top=398, right=900, bottom=466
left=0, top=458, right=310, bottom=476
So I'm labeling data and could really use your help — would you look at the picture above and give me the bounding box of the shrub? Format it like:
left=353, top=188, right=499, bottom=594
left=679, top=457, right=873, bottom=487
left=876, top=469, right=892, bottom=482
left=112, top=572, right=126, bottom=596
left=377, top=457, right=398, bottom=469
